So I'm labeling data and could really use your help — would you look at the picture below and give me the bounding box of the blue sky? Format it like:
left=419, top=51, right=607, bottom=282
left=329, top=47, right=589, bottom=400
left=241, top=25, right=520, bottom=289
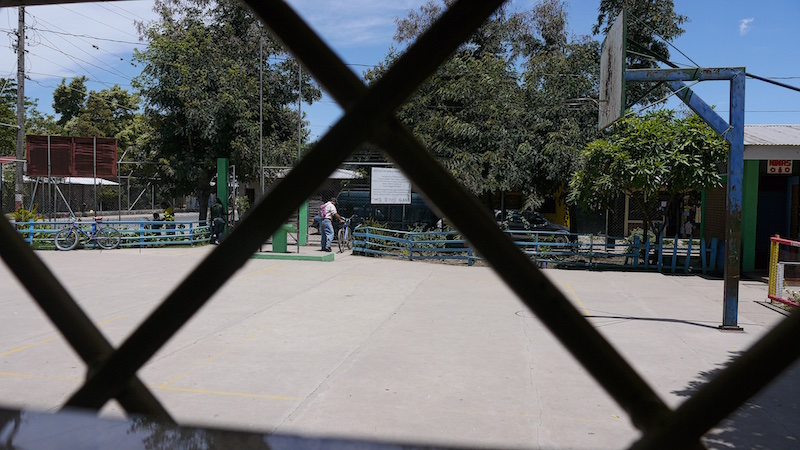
left=1, top=0, right=799, bottom=140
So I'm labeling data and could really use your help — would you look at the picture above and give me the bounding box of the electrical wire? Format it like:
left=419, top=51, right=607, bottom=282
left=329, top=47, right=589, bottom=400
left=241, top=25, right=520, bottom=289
left=26, top=27, right=143, bottom=46
left=29, top=14, right=138, bottom=76
left=55, top=4, right=139, bottom=40
left=626, top=12, right=700, bottom=68
left=625, top=79, right=702, bottom=117
left=27, top=22, right=131, bottom=80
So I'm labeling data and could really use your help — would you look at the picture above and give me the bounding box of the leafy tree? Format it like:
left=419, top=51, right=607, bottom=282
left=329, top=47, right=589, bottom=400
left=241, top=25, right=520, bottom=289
left=373, top=0, right=598, bottom=213
left=133, top=0, right=320, bottom=220
left=64, top=85, right=141, bottom=149
left=0, top=79, right=60, bottom=154
left=519, top=0, right=600, bottom=211
left=593, top=0, right=688, bottom=107
left=0, top=78, right=17, bottom=156
left=568, top=109, right=727, bottom=236
left=53, top=76, right=88, bottom=126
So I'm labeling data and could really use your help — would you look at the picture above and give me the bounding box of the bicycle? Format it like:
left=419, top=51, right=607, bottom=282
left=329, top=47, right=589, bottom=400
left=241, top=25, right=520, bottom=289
left=54, top=217, right=121, bottom=251
left=337, top=215, right=356, bottom=253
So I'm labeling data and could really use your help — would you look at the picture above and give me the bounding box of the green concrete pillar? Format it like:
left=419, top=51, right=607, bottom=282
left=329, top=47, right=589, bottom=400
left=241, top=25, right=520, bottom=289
left=742, top=160, right=759, bottom=273
left=298, top=200, right=308, bottom=245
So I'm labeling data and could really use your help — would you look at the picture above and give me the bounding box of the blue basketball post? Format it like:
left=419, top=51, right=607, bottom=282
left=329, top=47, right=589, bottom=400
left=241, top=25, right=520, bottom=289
left=625, top=68, right=746, bottom=331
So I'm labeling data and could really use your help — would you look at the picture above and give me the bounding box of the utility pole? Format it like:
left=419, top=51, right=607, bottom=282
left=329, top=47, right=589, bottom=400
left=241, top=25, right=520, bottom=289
left=14, top=6, right=25, bottom=210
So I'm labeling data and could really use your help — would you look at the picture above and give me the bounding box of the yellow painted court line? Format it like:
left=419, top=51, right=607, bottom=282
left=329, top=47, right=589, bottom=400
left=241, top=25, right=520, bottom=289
left=158, top=350, right=229, bottom=388
left=97, top=315, right=131, bottom=325
left=0, top=371, right=300, bottom=401
left=153, top=385, right=303, bottom=401
left=0, top=371, right=82, bottom=382
left=242, top=265, right=281, bottom=279
left=0, top=337, right=56, bottom=358
left=564, top=283, right=589, bottom=316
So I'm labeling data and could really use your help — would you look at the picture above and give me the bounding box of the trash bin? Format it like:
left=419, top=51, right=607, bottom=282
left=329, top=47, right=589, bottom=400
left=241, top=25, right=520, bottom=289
left=272, top=224, right=297, bottom=253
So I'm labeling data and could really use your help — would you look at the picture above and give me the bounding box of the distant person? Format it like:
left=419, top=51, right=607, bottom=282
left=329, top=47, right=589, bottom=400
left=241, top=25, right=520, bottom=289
left=320, top=197, right=343, bottom=252
left=210, top=197, right=225, bottom=244
left=683, top=220, right=693, bottom=238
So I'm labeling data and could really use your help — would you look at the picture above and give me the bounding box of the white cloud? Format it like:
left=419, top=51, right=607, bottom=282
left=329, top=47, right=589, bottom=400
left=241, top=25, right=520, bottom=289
left=739, top=17, right=754, bottom=35
left=285, top=0, right=427, bottom=48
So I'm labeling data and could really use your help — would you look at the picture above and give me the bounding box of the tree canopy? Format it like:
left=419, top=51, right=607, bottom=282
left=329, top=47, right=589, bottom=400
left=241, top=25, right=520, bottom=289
left=568, top=109, right=727, bottom=235
left=593, top=0, right=688, bottom=107
left=373, top=0, right=598, bottom=211
left=133, top=0, right=320, bottom=210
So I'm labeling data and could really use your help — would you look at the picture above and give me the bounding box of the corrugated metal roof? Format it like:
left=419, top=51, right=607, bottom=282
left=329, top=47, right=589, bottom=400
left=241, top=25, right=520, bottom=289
left=744, top=124, right=800, bottom=146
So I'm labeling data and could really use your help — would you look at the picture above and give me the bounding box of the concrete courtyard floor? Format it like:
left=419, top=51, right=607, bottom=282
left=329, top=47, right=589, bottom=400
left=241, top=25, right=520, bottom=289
left=0, top=245, right=798, bottom=449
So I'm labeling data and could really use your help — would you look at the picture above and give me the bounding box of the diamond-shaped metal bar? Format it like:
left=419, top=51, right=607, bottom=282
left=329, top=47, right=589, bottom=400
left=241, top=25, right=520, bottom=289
left=0, top=0, right=796, bottom=449
left=248, top=0, right=674, bottom=436
left=0, top=217, right=172, bottom=420
left=63, top=0, right=509, bottom=411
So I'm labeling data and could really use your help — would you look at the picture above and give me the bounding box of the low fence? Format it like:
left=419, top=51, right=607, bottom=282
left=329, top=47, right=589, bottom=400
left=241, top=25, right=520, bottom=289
left=14, top=219, right=211, bottom=249
left=353, top=226, right=720, bottom=274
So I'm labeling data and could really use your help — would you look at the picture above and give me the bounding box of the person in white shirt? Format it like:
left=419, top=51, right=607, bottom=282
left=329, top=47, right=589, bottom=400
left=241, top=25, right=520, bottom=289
left=320, top=197, right=343, bottom=252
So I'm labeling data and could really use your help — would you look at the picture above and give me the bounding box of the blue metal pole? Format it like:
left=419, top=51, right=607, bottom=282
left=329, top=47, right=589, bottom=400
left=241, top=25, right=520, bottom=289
left=722, top=69, right=746, bottom=330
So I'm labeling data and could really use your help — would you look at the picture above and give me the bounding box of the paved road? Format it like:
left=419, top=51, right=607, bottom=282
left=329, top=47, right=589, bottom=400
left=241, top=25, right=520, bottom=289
left=0, top=246, right=797, bottom=449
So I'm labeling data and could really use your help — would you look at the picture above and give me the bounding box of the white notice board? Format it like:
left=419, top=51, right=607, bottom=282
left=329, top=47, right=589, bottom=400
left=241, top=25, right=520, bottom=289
left=371, top=168, right=411, bottom=204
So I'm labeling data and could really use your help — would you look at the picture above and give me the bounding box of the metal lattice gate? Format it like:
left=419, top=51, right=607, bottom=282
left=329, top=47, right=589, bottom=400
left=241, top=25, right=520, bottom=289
left=1, top=1, right=800, bottom=449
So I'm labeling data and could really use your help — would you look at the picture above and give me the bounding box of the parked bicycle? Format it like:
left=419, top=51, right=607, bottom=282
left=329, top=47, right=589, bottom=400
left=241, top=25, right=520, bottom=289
left=337, top=215, right=356, bottom=253
left=54, top=217, right=121, bottom=251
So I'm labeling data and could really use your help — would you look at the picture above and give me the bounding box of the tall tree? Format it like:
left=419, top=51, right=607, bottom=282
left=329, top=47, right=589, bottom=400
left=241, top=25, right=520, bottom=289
left=53, top=76, right=88, bottom=126
left=568, top=110, right=727, bottom=237
left=376, top=0, right=597, bottom=213
left=64, top=85, right=140, bottom=146
left=520, top=0, right=600, bottom=212
left=593, top=0, right=688, bottom=107
left=133, top=0, right=320, bottom=220
left=0, top=78, right=17, bottom=156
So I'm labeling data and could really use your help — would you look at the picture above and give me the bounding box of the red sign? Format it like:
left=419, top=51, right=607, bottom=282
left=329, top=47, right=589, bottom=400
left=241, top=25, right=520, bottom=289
left=767, top=160, right=793, bottom=174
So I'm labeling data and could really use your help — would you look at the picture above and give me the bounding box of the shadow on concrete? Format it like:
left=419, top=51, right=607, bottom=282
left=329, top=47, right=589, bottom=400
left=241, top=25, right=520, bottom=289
left=672, top=351, right=800, bottom=449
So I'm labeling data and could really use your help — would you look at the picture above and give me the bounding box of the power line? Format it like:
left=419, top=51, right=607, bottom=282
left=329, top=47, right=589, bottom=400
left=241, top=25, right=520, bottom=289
left=103, top=2, right=150, bottom=23
left=26, top=27, right=144, bottom=46
left=94, top=2, right=141, bottom=24
left=29, top=29, right=132, bottom=82
left=27, top=70, right=134, bottom=89
left=56, top=4, right=139, bottom=40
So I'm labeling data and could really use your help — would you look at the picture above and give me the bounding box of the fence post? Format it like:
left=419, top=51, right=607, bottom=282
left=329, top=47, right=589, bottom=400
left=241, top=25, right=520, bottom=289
left=408, top=232, right=413, bottom=261
left=657, top=234, right=663, bottom=272
left=701, top=237, right=707, bottom=274
left=468, top=246, right=473, bottom=266
left=633, top=235, right=640, bottom=267
left=189, top=222, right=194, bottom=245
left=140, top=220, right=146, bottom=247
left=28, top=221, right=34, bottom=245
left=710, top=237, right=718, bottom=272
left=685, top=236, right=692, bottom=273
left=644, top=235, right=650, bottom=269
left=671, top=235, right=679, bottom=273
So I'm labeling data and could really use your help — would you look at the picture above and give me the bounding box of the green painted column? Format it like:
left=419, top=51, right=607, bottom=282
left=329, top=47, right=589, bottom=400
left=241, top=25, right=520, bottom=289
left=216, top=158, right=229, bottom=234
left=742, top=160, right=759, bottom=273
left=298, top=200, right=308, bottom=245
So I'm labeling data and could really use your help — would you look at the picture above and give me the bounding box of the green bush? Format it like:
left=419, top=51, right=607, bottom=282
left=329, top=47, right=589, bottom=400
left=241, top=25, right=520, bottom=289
left=9, top=206, right=44, bottom=222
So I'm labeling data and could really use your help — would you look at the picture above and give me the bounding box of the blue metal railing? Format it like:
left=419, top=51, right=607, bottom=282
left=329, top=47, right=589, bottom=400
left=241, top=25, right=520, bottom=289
left=14, top=219, right=211, bottom=249
left=353, top=226, right=719, bottom=273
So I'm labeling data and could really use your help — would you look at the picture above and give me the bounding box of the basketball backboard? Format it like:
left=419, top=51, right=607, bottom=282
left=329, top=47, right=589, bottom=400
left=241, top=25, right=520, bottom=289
left=599, top=12, right=626, bottom=130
